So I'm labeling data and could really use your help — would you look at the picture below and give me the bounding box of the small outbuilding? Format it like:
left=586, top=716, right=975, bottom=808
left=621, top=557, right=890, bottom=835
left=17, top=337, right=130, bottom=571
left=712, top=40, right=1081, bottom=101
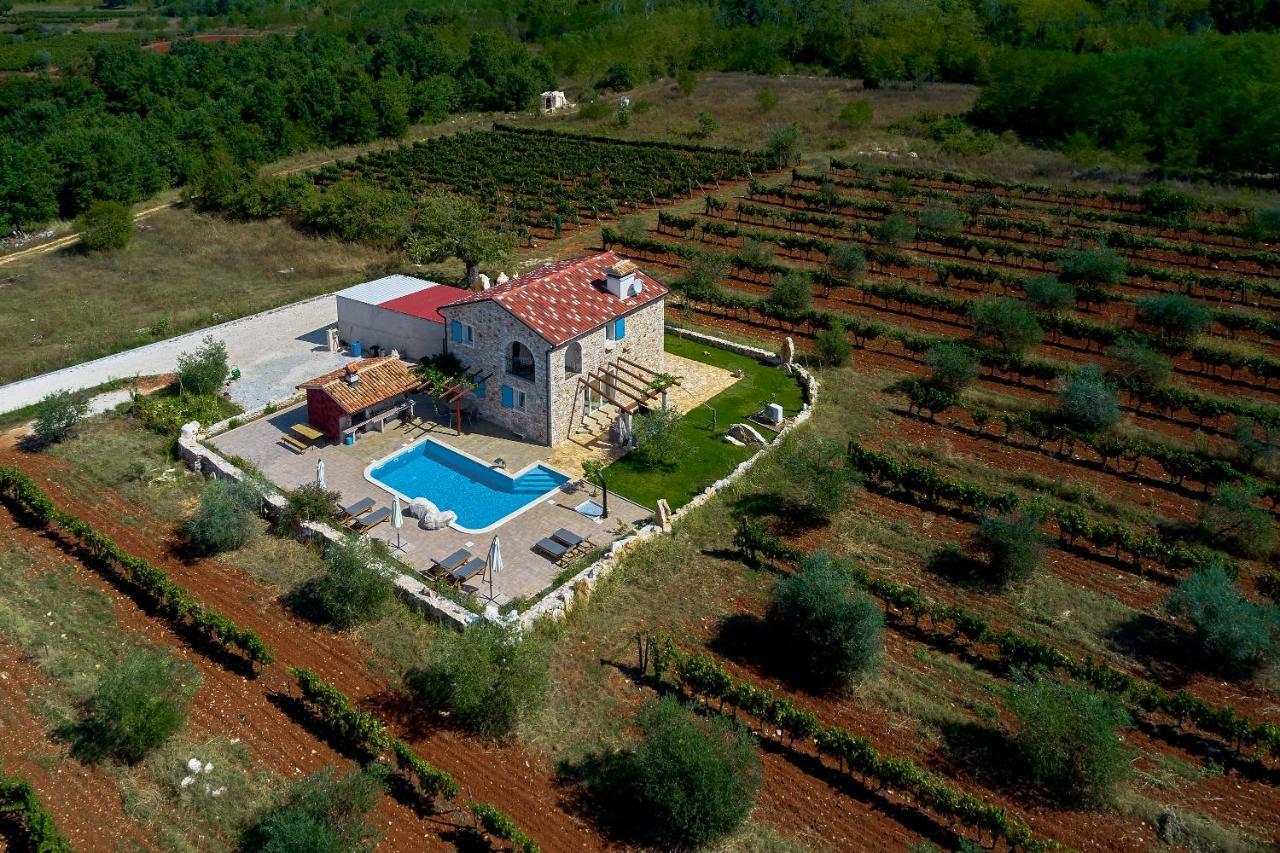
left=540, top=90, right=572, bottom=113
left=335, top=276, right=469, bottom=362
left=298, top=356, right=421, bottom=441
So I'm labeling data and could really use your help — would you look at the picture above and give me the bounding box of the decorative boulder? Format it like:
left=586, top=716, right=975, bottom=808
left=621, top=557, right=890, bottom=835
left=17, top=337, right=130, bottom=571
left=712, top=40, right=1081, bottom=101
left=727, top=423, right=768, bottom=446
left=407, top=497, right=437, bottom=519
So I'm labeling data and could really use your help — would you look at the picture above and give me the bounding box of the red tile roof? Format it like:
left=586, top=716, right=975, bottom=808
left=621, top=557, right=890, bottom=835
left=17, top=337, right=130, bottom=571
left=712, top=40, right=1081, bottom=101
left=378, top=284, right=470, bottom=323
left=441, top=251, right=666, bottom=346
left=298, top=357, right=419, bottom=414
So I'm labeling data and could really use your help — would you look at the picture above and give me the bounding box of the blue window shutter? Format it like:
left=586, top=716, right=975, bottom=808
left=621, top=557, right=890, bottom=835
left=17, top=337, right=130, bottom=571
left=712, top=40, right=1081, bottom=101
left=614, top=317, right=626, bottom=339
left=474, top=380, right=486, bottom=398
left=501, top=385, right=513, bottom=408
left=450, top=320, right=463, bottom=342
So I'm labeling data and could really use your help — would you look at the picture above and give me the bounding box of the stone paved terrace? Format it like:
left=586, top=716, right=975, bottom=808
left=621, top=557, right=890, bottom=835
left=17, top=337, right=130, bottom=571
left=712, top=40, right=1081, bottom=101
left=209, top=397, right=652, bottom=606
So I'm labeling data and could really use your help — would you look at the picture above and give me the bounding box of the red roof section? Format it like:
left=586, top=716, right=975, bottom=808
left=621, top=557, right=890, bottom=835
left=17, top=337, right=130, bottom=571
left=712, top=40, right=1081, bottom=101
left=440, top=251, right=666, bottom=346
left=379, top=284, right=470, bottom=323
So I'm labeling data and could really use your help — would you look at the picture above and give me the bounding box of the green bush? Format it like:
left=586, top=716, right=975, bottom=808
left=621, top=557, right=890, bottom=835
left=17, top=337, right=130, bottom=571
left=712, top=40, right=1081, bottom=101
left=1135, top=293, right=1211, bottom=339
left=764, top=123, right=801, bottom=166
left=300, top=179, right=412, bottom=248
left=767, top=551, right=883, bottom=687
left=622, top=697, right=761, bottom=848
left=1139, top=184, right=1198, bottom=225
left=828, top=242, right=867, bottom=283
left=1198, top=482, right=1275, bottom=558
left=970, top=297, right=1043, bottom=356
left=926, top=341, right=980, bottom=394
left=1167, top=564, right=1280, bottom=675
left=241, top=767, right=382, bottom=853
left=1008, top=678, right=1132, bottom=806
left=1106, top=339, right=1172, bottom=390
left=765, top=269, right=813, bottom=318
left=630, top=407, right=686, bottom=468
left=778, top=434, right=859, bottom=517
left=1022, top=275, right=1075, bottom=314
left=814, top=319, right=852, bottom=366
left=131, top=392, right=236, bottom=435
left=70, top=649, right=200, bottom=764
left=306, top=536, right=395, bottom=629
left=282, top=482, right=342, bottom=530
left=177, top=336, right=229, bottom=396
left=1057, top=247, right=1125, bottom=287
left=407, top=622, right=549, bottom=739
left=1056, top=364, right=1120, bottom=433
left=184, top=478, right=259, bottom=555
left=33, top=390, right=89, bottom=446
left=973, top=511, right=1045, bottom=586
left=916, top=204, right=964, bottom=236
left=875, top=212, right=917, bottom=246
left=75, top=200, right=133, bottom=251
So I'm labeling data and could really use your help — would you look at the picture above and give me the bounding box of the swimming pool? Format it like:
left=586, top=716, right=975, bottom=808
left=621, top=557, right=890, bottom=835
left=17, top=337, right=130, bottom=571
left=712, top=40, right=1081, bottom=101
left=367, top=438, right=570, bottom=533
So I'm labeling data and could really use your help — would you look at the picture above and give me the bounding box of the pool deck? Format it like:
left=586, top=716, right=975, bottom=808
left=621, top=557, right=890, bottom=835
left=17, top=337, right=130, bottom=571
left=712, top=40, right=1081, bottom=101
left=210, top=396, right=651, bottom=605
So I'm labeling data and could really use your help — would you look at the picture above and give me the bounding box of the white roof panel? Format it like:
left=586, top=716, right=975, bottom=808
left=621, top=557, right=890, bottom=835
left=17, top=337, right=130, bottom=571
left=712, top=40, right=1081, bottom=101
left=335, top=275, right=437, bottom=306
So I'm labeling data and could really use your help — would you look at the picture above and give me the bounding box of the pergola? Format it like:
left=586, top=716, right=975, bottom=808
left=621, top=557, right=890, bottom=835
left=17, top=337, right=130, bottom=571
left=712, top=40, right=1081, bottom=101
left=578, top=355, right=681, bottom=414
left=418, top=368, right=494, bottom=435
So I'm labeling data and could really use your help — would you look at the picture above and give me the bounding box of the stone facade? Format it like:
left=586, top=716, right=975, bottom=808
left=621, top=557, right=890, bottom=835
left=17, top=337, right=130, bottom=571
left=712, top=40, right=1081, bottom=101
left=441, top=297, right=666, bottom=447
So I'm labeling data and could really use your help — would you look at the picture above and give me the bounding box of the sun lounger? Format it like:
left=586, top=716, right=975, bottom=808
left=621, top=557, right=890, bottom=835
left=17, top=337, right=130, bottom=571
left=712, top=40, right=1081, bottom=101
left=534, top=537, right=570, bottom=563
left=338, top=497, right=375, bottom=523
left=551, top=528, right=589, bottom=553
left=433, top=548, right=471, bottom=573
left=449, top=557, right=486, bottom=585
left=350, top=507, right=390, bottom=532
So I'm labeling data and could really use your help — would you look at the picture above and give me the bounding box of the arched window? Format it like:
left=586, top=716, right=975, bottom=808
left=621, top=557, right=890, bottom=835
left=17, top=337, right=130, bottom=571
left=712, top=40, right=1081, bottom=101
left=507, top=341, right=536, bottom=382
left=564, top=341, right=582, bottom=377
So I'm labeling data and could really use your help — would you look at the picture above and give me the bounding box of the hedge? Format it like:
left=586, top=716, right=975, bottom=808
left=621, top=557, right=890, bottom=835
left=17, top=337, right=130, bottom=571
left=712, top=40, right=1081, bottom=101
left=647, top=639, right=1053, bottom=851
left=0, top=769, right=72, bottom=853
left=0, top=465, right=273, bottom=667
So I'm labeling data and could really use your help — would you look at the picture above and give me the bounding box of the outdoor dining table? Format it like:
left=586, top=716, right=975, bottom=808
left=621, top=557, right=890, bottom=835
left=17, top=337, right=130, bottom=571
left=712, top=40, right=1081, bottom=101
left=291, top=423, right=325, bottom=442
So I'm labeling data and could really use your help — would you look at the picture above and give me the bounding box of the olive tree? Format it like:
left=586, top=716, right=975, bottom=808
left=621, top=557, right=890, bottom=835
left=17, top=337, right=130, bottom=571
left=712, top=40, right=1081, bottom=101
left=1022, top=276, right=1076, bottom=314
left=1056, top=365, right=1120, bottom=433
left=973, top=511, right=1045, bottom=586
left=1167, top=564, right=1280, bottom=675
left=406, top=191, right=516, bottom=285
left=70, top=649, right=200, bottom=764
left=1106, top=338, right=1172, bottom=390
left=926, top=341, right=980, bottom=394
left=765, top=270, right=813, bottom=319
left=1199, top=483, right=1275, bottom=558
left=1135, top=293, right=1211, bottom=339
left=970, top=298, right=1043, bottom=356
left=184, top=478, right=259, bottom=555
left=33, top=390, right=89, bottom=446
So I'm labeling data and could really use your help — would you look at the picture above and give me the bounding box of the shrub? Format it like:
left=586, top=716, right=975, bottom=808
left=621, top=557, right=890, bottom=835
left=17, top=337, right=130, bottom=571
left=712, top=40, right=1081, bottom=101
left=676, top=69, right=697, bottom=96
left=1056, top=364, right=1120, bottom=433
left=916, top=204, right=965, bottom=236
left=1198, top=482, right=1275, bottom=558
left=307, top=536, right=395, bottom=629
left=1244, top=207, right=1280, bottom=244
left=70, top=649, right=200, bottom=764
left=629, top=407, right=686, bottom=468
left=598, top=61, right=636, bottom=91
left=828, top=242, right=867, bottom=283
left=131, top=392, right=235, bottom=435
left=875, top=212, right=917, bottom=246
left=622, top=697, right=760, bottom=847
left=75, top=200, right=133, bottom=251
left=184, top=478, right=259, bottom=555
left=1139, top=184, right=1198, bottom=225
left=1057, top=247, right=1125, bottom=287
left=281, top=482, right=342, bottom=530
left=1135, top=293, right=1211, bottom=339
left=300, top=179, right=411, bottom=248
left=177, top=336, right=229, bottom=396
left=814, top=319, right=852, bottom=366
left=765, top=270, right=813, bottom=318
left=1008, top=678, right=1132, bottom=806
left=836, top=98, right=873, bottom=130
left=973, top=511, right=1045, bottom=586
left=1167, top=564, right=1280, bottom=675
left=241, top=768, right=381, bottom=853
left=926, top=341, right=980, bottom=394
left=33, top=390, right=89, bottom=446
left=970, top=298, right=1043, bottom=356
left=692, top=111, right=719, bottom=139
left=1106, top=339, right=1172, bottom=390
left=768, top=551, right=883, bottom=686
left=1022, top=276, right=1076, bottom=314
left=778, top=434, right=859, bottom=517
left=407, top=622, right=549, bottom=739
left=764, top=123, right=801, bottom=166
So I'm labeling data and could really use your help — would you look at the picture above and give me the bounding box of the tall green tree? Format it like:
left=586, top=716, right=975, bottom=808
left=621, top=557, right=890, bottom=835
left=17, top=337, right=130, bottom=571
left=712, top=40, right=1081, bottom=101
left=406, top=192, right=516, bottom=285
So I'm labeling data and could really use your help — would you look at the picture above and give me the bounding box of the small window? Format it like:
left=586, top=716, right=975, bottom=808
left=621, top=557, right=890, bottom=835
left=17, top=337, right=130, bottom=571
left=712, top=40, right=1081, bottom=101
left=450, top=320, right=475, bottom=346
left=513, top=389, right=527, bottom=412
left=500, top=385, right=527, bottom=412
left=606, top=316, right=626, bottom=341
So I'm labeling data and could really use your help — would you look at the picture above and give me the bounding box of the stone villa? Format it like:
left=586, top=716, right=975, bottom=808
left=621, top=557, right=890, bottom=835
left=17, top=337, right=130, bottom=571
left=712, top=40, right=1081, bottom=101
left=438, top=251, right=668, bottom=446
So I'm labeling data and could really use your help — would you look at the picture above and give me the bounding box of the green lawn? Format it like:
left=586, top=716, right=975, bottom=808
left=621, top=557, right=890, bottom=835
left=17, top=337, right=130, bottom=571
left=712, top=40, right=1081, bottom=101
left=605, top=333, right=805, bottom=510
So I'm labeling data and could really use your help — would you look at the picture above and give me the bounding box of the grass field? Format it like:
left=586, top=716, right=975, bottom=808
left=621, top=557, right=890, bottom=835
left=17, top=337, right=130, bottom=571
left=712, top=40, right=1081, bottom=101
left=606, top=333, right=805, bottom=509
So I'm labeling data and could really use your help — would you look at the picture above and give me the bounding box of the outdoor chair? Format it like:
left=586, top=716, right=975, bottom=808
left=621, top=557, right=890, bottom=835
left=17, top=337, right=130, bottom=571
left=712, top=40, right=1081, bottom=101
left=338, top=497, right=375, bottom=524
left=449, top=557, right=486, bottom=586
left=349, top=507, right=390, bottom=532
left=432, top=548, right=471, bottom=574
left=534, top=537, right=571, bottom=564
left=551, top=528, right=591, bottom=556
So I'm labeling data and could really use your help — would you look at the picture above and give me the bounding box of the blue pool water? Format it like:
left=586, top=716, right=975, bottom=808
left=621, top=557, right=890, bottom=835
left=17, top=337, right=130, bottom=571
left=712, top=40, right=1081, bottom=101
left=368, top=439, right=569, bottom=532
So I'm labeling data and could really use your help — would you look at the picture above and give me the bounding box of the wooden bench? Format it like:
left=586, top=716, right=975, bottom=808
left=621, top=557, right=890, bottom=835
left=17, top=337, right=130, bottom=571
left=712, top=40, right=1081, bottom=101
left=282, top=434, right=309, bottom=452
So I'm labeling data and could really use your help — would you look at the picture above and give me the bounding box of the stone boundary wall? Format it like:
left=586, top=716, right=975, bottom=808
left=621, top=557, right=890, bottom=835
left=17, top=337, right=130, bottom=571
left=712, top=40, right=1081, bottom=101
left=176, top=326, right=815, bottom=634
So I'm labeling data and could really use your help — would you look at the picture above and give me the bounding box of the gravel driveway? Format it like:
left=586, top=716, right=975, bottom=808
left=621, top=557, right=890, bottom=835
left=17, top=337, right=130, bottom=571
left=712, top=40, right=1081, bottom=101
left=0, top=295, right=355, bottom=415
